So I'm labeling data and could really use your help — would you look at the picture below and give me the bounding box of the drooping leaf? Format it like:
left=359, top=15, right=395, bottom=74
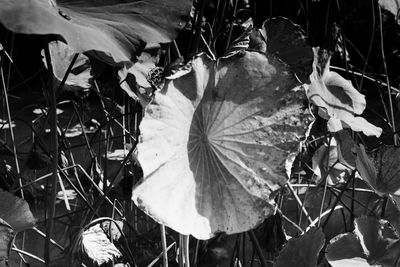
left=307, top=48, right=382, bottom=137
left=274, top=228, right=325, bottom=267
left=80, top=224, right=122, bottom=265
left=0, top=189, right=35, bottom=232
left=0, top=0, right=192, bottom=65
left=133, top=45, right=313, bottom=239
left=41, top=41, right=92, bottom=91
left=326, top=216, right=400, bottom=267
left=0, top=219, right=13, bottom=267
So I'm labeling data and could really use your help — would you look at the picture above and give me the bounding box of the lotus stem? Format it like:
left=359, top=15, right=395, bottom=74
left=160, top=225, right=168, bottom=267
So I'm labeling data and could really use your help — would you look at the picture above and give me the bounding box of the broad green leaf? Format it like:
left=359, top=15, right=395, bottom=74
left=0, top=189, right=35, bottom=232
left=307, top=48, right=382, bottom=137
left=274, top=228, right=325, bottom=267
left=41, top=41, right=92, bottom=91
left=133, top=50, right=313, bottom=239
left=0, top=0, right=192, bottom=65
left=327, top=216, right=400, bottom=267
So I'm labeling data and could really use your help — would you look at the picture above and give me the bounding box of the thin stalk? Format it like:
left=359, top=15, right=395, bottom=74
left=192, top=0, right=209, bottom=54
left=378, top=4, right=397, bottom=145
left=86, top=144, right=136, bottom=223
left=285, top=181, right=313, bottom=224
left=322, top=172, right=355, bottom=229
left=148, top=242, right=176, bottom=267
left=248, top=230, right=266, bottom=267
left=43, top=43, right=78, bottom=265
left=225, top=0, right=239, bottom=51
left=183, top=235, right=190, bottom=267
left=12, top=247, right=45, bottom=264
left=160, top=225, right=169, bottom=267
left=359, top=0, right=375, bottom=90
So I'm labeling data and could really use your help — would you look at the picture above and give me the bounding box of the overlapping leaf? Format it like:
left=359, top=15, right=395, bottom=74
left=0, top=189, right=35, bottom=232
left=327, top=216, right=400, bottom=266
left=307, top=48, right=382, bottom=137
left=0, top=0, right=192, bottom=65
left=274, top=228, right=325, bottom=267
left=132, top=18, right=314, bottom=239
left=41, top=41, right=92, bottom=91
left=356, top=145, right=400, bottom=212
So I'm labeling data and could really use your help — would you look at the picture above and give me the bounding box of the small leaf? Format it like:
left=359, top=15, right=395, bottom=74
left=101, top=220, right=124, bottom=241
left=0, top=189, right=35, bottom=232
left=80, top=224, right=122, bottom=265
left=274, top=228, right=325, bottom=267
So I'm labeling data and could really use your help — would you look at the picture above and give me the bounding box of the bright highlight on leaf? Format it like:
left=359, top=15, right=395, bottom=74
left=41, top=41, right=92, bottom=91
left=80, top=224, right=122, bottom=265
left=0, top=0, right=192, bottom=64
left=307, top=48, right=382, bottom=137
left=132, top=18, right=314, bottom=239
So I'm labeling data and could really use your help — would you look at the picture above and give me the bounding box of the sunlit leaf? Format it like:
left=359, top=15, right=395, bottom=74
left=133, top=44, right=313, bottom=238
left=80, top=224, right=122, bottom=265
left=41, top=41, right=92, bottom=91
left=119, top=48, right=161, bottom=106
left=378, top=0, right=400, bottom=17
left=274, top=228, right=325, bottom=267
left=101, top=220, right=124, bottom=241
left=0, top=189, right=35, bottom=232
left=327, top=216, right=400, bottom=266
left=0, top=0, right=192, bottom=65
left=307, top=48, right=382, bottom=137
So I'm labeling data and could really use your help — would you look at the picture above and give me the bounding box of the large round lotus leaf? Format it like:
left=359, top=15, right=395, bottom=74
left=132, top=50, right=312, bottom=239
left=0, top=189, right=35, bottom=232
left=274, top=228, right=325, bottom=267
left=0, top=0, right=192, bottom=65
